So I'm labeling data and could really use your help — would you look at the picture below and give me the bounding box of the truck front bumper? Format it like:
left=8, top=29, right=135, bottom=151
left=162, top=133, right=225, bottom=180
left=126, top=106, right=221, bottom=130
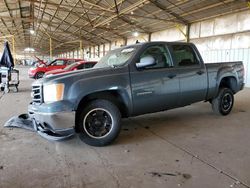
left=28, top=103, right=75, bottom=135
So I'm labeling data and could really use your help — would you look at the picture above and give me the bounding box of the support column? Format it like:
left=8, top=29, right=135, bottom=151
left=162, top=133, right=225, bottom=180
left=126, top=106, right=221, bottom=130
left=80, top=40, right=83, bottom=59
left=148, top=33, right=152, bottom=42
left=49, top=37, right=52, bottom=60
left=98, top=45, right=100, bottom=58
left=89, top=47, right=91, bottom=58
left=124, top=38, right=127, bottom=46
left=186, top=23, right=191, bottom=42
left=102, top=43, right=106, bottom=56
left=12, top=36, right=16, bottom=65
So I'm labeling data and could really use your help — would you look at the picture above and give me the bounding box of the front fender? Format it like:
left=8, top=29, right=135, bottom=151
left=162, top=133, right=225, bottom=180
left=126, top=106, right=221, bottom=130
left=66, top=68, right=132, bottom=113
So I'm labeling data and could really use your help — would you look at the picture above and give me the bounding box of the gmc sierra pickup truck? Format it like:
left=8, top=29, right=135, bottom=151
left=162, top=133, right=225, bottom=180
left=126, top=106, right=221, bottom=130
left=29, top=42, right=244, bottom=146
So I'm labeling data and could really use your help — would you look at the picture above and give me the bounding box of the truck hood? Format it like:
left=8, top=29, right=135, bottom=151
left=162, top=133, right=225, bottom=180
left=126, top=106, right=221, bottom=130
left=33, top=67, right=123, bottom=85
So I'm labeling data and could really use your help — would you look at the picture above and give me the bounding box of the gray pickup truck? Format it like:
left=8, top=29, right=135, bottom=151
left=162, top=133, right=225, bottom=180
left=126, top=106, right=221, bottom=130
left=29, top=42, right=244, bottom=146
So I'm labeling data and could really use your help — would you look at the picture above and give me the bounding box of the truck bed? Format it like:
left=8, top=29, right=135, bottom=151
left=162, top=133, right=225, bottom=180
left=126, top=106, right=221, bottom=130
left=205, top=61, right=244, bottom=100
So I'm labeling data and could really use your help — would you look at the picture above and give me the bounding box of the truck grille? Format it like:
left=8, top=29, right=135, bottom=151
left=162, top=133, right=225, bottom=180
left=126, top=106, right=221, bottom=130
left=32, top=84, right=43, bottom=104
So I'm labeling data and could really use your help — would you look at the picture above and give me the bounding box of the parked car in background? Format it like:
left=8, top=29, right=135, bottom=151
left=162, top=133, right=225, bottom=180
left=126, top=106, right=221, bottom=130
left=28, top=58, right=83, bottom=79
left=45, top=61, right=97, bottom=76
left=33, top=56, right=46, bottom=66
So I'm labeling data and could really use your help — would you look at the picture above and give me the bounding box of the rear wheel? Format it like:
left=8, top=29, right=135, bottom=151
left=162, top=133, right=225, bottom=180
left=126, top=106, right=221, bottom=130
left=35, top=72, right=44, bottom=79
left=77, top=99, right=121, bottom=146
left=212, top=88, right=234, bottom=115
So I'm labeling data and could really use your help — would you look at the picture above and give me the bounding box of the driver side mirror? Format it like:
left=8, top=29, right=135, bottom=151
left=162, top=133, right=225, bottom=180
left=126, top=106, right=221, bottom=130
left=136, top=55, right=155, bottom=69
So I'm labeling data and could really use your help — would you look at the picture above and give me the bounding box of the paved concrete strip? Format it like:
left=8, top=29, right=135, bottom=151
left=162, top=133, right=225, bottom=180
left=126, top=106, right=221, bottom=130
left=130, top=118, right=250, bottom=188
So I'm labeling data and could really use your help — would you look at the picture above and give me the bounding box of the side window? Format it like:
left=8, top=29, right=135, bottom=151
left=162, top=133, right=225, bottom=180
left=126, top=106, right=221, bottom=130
left=67, top=60, right=75, bottom=65
left=140, top=45, right=171, bottom=69
left=76, top=64, right=85, bottom=70
left=51, top=60, right=65, bottom=66
left=172, top=45, right=199, bottom=67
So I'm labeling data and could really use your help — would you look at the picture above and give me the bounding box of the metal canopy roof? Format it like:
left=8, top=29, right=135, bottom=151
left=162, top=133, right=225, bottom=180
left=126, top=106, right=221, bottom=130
left=0, top=0, right=248, bottom=56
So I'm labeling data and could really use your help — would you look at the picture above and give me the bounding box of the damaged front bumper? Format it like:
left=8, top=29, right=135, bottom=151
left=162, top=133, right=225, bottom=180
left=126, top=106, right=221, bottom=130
left=29, top=103, right=76, bottom=140
left=28, top=103, right=75, bottom=132
left=4, top=103, right=76, bottom=141
left=5, top=113, right=75, bottom=141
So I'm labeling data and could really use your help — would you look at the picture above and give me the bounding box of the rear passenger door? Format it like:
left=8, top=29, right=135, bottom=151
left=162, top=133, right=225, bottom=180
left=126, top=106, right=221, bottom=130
left=130, top=44, right=180, bottom=115
left=169, top=44, right=208, bottom=106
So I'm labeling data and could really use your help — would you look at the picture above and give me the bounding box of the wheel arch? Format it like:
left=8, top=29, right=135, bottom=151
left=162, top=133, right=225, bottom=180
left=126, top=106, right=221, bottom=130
left=35, top=71, right=45, bottom=79
left=75, top=90, right=129, bottom=132
left=218, top=76, right=237, bottom=93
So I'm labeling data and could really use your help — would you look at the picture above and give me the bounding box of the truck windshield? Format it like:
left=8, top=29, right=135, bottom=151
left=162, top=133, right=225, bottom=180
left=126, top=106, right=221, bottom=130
left=94, top=47, right=137, bottom=68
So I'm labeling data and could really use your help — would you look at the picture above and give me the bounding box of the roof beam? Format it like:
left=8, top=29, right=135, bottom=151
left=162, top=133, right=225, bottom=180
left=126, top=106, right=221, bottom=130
left=36, top=7, right=110, bottom=44
left=118, top=16, right=149, bottom=33
left=80, top=0, right=115, bottom=13
left=35, top=1, right=113, bottom=43
left=94, top=0, right=150, bottom=28
left=33, top=0, right=48, bottom=46
left=149, top=0, right=189, bottom=25
left=114, top=0, right=119, bottom=14
left=26, top=0, right=115, bottom=13
left=123, top=13, right=182, bottom=24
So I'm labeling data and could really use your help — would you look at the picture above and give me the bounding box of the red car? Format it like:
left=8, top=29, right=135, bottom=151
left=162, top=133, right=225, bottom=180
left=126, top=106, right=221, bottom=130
left=34, top=56, right=46, bottom=66
left=45, top=61, right=97, bottom=76
left=28, top=58, right=83, bottom=79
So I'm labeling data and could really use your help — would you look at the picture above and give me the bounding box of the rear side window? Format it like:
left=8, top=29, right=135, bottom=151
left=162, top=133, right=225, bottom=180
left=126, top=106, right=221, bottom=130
left=172, top=45, right=199, bottom=67
left=51, top=60, right=65, bottom=66
left=67, top=60, right=75, bottom=65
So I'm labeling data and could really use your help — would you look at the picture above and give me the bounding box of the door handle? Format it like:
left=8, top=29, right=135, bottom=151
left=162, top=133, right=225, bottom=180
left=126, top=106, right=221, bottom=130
left=197, top=70, right=204, bottom=75
left=168, top=74, right=176, bottom=79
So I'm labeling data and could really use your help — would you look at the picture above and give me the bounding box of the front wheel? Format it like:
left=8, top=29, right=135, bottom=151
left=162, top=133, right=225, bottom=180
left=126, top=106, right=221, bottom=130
left=77, top=99, right=121, bottom=146
left=212, top=88, right=234, bottom=115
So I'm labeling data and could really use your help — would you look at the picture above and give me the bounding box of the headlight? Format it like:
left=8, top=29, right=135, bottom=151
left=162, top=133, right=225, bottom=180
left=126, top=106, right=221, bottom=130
left=43, top=83, right=64, bottom=103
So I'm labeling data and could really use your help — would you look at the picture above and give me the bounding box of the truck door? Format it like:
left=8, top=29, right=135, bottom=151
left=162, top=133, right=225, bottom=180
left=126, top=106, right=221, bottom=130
left=169, top=44, right=208, bottom=106
left=130, top=44, right=180, bottom=115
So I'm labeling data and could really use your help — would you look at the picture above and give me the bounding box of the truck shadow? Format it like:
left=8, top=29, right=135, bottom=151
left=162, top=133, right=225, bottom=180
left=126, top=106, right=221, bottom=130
left=63, top=102, right=246, bottom=147
left=116, top=104, right=226, bottom=145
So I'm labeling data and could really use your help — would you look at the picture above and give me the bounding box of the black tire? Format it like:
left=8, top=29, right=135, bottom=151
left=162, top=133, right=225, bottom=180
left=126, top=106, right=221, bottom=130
left=78, top=99, right=121, bottom=146
left=35, top=72, right=44, bottom=79
left=212, top=88, right=234, bottom=115
left=0, top=87, right=4, bottom=92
